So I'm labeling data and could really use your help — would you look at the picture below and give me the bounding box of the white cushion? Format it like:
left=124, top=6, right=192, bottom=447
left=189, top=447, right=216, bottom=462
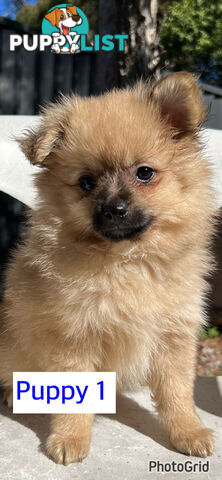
left=0, top=116, right=41, bottom=208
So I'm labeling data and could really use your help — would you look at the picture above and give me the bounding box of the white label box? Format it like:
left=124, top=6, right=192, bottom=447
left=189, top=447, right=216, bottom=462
left=13, top=372, right=116, bottom=414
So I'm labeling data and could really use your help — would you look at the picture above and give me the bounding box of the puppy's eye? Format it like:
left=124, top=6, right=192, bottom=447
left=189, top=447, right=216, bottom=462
left=78, top=175, right=96, bottom=192
left=135, top=166, right=155, bottom=183
left=60, top=14, right=65, bottom=19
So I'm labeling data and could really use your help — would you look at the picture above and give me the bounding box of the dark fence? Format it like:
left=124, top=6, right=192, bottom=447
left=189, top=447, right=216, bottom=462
left=0, top=17, right=94, bottom=114
left=201, top=82, right=222, bottom=130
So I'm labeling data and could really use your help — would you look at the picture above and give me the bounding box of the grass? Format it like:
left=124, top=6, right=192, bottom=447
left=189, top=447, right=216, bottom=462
left=199, top=326, right=220, bottom=340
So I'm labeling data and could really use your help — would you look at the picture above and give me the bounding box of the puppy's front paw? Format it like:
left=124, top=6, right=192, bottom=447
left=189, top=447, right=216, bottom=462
left=46, top=433, right=90, bottom=465
left=171, top=428, right=214, bottom=458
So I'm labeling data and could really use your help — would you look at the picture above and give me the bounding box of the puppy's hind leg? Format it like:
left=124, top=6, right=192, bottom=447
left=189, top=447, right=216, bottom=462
left=0, top=310, right=20, bottom=408
left=2, top=387, right=13, bottom=407
left=0, top=333, right=14, bottom=408
left=0, top=311, right=13, bottom=406
left=148, top=331, right=214, bottom=458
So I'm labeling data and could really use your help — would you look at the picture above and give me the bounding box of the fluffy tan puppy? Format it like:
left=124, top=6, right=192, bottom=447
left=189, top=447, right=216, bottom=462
left=0, top=72, right=216, bottom=465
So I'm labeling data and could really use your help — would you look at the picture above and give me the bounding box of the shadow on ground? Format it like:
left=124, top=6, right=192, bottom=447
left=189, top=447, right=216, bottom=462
left=194, top=375, right=222, bottom=417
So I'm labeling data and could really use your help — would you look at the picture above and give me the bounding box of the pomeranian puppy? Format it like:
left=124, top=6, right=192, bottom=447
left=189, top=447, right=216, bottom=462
left=0, top=72, right=216, bottom=464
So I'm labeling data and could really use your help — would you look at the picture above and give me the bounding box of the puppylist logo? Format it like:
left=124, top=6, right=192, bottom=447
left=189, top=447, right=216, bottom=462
left=42, top=4, right=88, bottom=54
left=10, top=3, right=128, bottom=54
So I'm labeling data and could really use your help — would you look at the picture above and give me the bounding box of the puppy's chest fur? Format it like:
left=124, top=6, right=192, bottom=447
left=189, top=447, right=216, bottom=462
left=55, top=258, right=169, bottom=385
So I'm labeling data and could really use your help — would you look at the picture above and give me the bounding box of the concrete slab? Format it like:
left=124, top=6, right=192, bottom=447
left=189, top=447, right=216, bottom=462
left=0, top=375, right=221, bottom=480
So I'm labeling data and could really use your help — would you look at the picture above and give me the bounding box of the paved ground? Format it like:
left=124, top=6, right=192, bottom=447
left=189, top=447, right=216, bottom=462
left=0, top=376, right=221, bottom=480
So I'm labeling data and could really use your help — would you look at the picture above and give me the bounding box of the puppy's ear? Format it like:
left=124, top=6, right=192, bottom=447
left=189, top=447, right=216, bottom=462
left=151, top=72, right=207, bottom=137
left=45, top=9, right=58, bottom=26
left=67, top=6, right=78, bottom=16
left=18, top=105, right=66, bottom=167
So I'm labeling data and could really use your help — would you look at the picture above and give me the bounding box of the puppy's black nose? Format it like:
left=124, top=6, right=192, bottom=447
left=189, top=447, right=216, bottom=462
left=101, top=201, right=128, bottom=220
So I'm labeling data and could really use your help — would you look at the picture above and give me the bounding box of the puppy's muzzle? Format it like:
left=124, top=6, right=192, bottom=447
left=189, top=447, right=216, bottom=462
left=93, top=199, right=152, bottom=242
left=102, top=200, right=128, bottom=221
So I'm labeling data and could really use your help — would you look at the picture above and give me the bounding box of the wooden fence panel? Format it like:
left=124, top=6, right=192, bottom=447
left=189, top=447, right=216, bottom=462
left=16, top=48, right=36, bottom=114
left=203, top=95, right=222, bottom=130
left=0, top=29, right=17, bottom=114
left=72, top=53, right=92, bottom=96
left=0, top=18, right=93, bottom=114
left=36, top=50, right=55, bottom=109
left=212, top=98, right=222, bottom=130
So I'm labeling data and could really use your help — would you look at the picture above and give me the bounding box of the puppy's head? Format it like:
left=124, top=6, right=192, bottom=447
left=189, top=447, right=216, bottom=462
left=18, top=73, right=211, bottom=250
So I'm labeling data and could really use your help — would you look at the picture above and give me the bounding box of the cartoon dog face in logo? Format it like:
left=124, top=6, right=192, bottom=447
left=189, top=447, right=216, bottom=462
left=45, top=5, right=82, bottom=35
